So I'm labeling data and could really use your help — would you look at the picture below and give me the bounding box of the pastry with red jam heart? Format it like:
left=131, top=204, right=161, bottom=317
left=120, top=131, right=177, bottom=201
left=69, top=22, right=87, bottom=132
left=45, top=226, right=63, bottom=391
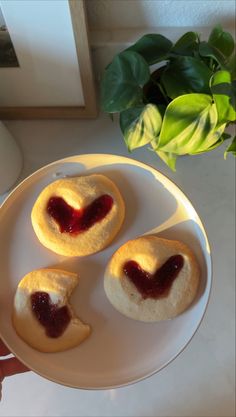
left=12, top=269, right=90, bottom=352
left=104, top=235, right=200, bottom=321
left=31, top=174, right=125, bottom=256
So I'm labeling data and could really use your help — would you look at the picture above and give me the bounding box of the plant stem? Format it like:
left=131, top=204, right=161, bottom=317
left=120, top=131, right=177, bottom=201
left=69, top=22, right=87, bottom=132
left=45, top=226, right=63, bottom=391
left=209, top=57, right=214, bottom=70
left=156, top=82, right=169, bottom=104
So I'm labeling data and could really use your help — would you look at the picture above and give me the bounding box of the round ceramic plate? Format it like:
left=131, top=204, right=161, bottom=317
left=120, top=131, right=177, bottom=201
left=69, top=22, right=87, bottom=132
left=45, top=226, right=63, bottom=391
left=0, top=154, right=211, bottom=389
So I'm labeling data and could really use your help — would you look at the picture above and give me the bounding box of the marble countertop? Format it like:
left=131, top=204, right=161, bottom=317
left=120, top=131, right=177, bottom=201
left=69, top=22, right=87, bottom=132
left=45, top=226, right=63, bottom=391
left=0, top=115, right=235, bottom=417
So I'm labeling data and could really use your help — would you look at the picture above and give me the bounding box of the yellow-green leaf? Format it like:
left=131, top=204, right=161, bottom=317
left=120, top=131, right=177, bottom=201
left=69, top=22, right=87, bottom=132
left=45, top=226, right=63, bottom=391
left=156, top=150, right=177, bottom=171
left=120, top=104, right=162, bottom=151
left=210, top=70, right=236, bottom=123
left=157, top=94, right=218, bottom=155
left=224, top=136, right=236, bottom=159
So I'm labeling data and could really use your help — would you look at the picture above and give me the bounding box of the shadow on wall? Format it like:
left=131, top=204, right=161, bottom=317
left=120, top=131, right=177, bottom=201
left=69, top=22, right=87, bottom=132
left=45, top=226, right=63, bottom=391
left=88, top=0, right=235, bottom=80
left=87, top=0, right=236, bottom=30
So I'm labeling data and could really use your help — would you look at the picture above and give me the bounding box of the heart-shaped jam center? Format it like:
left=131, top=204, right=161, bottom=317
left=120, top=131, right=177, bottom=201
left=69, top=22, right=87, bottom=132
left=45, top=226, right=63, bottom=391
left=31, top=292, right=71, bottom=338
left=46, top=194, right=113, bottom=234
left=123, top=255, right=184, bottom=299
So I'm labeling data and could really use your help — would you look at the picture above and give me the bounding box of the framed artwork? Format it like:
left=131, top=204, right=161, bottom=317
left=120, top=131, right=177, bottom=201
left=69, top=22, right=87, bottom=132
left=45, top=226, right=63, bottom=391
left=0, top=0, right=97, bottom=119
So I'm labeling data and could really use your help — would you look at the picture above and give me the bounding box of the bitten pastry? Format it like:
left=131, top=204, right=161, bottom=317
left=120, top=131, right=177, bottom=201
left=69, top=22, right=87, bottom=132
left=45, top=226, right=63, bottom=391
left=31, top=174, right=125, bottom=256
left=12, top=269, right=90, bottom=352
left=104, top=235, right=200, bottom=322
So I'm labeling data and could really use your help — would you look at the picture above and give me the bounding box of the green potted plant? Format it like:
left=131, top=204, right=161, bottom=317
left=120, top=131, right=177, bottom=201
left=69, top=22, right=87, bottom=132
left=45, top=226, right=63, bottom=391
left=101, top=25, right=236, bottom=170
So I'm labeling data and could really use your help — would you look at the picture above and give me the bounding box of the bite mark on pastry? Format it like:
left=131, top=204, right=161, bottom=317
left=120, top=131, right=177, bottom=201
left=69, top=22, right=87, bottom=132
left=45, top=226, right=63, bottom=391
left=12, top=269, right=91, bottom=352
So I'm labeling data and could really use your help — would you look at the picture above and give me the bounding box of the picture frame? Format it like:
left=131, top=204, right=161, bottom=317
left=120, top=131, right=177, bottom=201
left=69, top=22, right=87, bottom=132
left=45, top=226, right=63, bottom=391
left=0, top=0, right=97, bottom=119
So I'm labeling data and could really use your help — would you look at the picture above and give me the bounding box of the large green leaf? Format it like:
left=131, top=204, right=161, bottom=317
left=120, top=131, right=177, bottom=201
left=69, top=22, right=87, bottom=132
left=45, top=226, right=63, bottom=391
left=189, top=123, right=226, bottom=154
left=157, top=94, right=218, bottom=155
left=161, top=57, right=212, bottom=99
left=120, top=104, right=162, bottom=151
left=199, top=41, right=227, bottom=68
left=208, top=25, right=235, bottom=58
left=101, top=51, right=150, bottom=113
left=228, top=53, right=236, bottom=79
left=210, top=71, right=236, bottom=123
left=224, top=136, right=236, bottom=158
left=171, top=32, right=199, bottom=56
left=126, top=34, right=172, bottom=65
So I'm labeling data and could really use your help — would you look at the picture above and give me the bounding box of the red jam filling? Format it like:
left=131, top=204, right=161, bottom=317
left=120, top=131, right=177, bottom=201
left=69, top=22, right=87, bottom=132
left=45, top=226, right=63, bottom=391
left=46, top=194, right=113, bottom=234
left=31, top=292, right=71, bottom=338
left=123, top=255, right=184, bottom=299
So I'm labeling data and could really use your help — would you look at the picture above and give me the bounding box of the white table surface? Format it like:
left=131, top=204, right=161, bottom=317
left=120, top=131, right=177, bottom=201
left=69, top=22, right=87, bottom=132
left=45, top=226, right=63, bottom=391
left=0, top=115, right=235, bottom=417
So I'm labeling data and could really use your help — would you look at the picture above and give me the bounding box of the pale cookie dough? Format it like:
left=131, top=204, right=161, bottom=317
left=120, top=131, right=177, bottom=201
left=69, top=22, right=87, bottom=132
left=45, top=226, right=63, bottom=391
left=12, top=269, right=90, bottom=352
left=31, top=174, right=125, bottom=256
left=104, top=235, right=200, bottom=322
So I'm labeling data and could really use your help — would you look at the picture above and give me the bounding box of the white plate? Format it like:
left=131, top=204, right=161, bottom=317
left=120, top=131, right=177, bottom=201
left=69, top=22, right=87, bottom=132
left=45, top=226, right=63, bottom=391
left=0, top=154, right=212, bottom=389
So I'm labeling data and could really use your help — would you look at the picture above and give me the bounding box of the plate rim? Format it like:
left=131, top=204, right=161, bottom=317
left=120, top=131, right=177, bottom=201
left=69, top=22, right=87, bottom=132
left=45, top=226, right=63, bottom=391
left=0, top=153, right=212, bottom=390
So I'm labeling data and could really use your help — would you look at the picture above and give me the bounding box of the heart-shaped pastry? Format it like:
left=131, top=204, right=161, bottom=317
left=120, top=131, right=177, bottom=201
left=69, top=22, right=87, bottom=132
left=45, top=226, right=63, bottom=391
left=104, top=235, right=200, bottom=321
left=31, top=174, right=125, bottom=256
left=12, top=269, right=90, bottom=352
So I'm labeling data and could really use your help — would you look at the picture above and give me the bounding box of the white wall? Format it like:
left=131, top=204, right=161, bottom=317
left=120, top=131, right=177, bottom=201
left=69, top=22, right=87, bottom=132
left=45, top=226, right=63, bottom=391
left=87, top=0, right=235, bottom=79
left=87, top=0, right=235, bottom=29
left=0, top=6, right=5, bottom=26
